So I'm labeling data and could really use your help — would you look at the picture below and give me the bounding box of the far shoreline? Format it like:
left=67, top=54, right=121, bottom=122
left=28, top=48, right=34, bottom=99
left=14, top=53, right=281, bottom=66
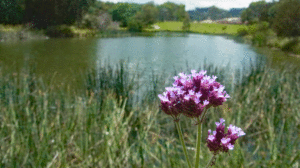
left=1, top=23, right=300, bottom=59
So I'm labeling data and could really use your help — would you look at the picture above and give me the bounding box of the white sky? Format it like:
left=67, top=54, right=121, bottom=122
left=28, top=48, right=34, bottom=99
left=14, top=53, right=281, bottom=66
left=103, top=0, right=274, bottom=11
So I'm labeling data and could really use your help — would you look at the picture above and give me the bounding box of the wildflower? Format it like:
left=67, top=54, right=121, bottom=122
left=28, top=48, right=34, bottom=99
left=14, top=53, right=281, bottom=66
left=206, top=118, right=245, bottom=155
left=158, top=70, right=230, bottom=120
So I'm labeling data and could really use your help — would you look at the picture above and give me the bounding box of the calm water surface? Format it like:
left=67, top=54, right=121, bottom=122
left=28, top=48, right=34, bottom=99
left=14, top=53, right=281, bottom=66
left=0, top=33, right=298, bottom=89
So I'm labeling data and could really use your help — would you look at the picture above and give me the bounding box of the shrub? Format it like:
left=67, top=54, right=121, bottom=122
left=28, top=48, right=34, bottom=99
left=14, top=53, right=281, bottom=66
left=252, top=32, right=267, bottom=47
left=248, top=24, right=258, bottom=35
left=237, top=27, right=248, bottom=36
left=257, top=21, right=269, bottom=32
left=182, top=15, right=191, bottom=32
left=127, top=19, right=144, bottom=32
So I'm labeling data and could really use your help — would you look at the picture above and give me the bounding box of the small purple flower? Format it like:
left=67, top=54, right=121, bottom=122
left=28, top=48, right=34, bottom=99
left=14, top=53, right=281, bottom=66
left=158, top=70, right=230, bottom=120
left=208, top=135, right=215, bottom=141
left=206, top=118, right=245, bottom=155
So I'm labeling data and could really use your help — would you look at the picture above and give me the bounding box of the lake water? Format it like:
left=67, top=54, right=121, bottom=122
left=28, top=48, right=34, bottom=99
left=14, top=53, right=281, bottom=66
left=0, top=32, right=298, bottom=90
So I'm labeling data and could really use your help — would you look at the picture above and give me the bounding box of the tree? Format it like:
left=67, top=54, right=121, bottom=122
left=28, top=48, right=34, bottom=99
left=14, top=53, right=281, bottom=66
left=23, top=0, right=95, bottom=28
left=158, top=2, right=188, bottom=22
left=140, top=2, right=158, bottom=26
left=158, top=7, right=170, bottom=21
left=182, top=14, right=191, bottom=32
left=241, top=1, right=275, bottom=24
left=175, top=4, right=186, bottom=21
left=111, top=3, right=141, bottom=27
left=128, top=11, right=144, bottom=32
left=188, top=6, right=232, bottom=21
left=272, top=0, right=300, bottom=37
left=229, top=8, right=245, bottom=17
left=188, top=8, right=208, bottom=21
left=241, top=8, right=252, bottom=23
left=208, top=6, right=228, bottom=20
left=0, top=0, right=24, bottom=24
left=158, top=2, right=176, bottom=21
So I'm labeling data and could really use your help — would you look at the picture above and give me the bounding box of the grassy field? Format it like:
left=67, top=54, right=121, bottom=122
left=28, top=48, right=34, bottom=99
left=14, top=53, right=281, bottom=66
left=149, top=21, right=300, bottom=56
left=0, top=60, right=299, bottom=167
left=146, top=21, right=247, bottom=35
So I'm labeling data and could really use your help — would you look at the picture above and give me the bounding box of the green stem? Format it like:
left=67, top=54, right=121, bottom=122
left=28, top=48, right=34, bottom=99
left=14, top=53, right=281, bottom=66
left=205, top=155, right=216, bottom=168
left=175, top=122, right=192, bottom=168
left=195, top=117, right=202, bottom=168
left=200, top=108, right=208, bottom=123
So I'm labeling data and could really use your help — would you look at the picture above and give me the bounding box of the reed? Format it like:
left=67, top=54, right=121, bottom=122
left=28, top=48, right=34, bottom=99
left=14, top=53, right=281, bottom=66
left=0, top=60, right=299, bottom=167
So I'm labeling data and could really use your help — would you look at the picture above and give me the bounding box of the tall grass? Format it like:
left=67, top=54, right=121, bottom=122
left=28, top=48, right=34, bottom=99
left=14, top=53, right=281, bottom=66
left=0, top=60, right=299, bottom=167
left=85, top=60, right=143, bottom=113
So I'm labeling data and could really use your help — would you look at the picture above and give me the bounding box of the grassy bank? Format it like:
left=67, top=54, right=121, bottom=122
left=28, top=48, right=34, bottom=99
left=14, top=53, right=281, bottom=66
left=0, top=24, right=112, bottom=41
left=0, top=60, right=299, bottom=167
left=145, top=21, right=300, bottom=56
left=146, top=21, right=246, bottom=36
left=0, top=24, right=134, bottom=41
left=0, top=22, right=245, bottom=41
left=236, top=22, right=300, bottom=56
left=0, top=24, right=48, bottom=41
left=266, top=36, right=300, bottom=56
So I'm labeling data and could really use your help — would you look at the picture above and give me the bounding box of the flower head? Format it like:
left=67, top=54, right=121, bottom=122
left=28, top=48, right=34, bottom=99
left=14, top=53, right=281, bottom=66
left=206, top=118, right=245, bottom=155
left=158, top=70, right=230, bottom=120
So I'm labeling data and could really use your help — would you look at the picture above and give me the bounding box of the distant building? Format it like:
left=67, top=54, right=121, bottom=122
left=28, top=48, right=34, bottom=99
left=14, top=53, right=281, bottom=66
left=200, top=17, right=214, bottom=24
left=216, top=17, right=242, bottom=24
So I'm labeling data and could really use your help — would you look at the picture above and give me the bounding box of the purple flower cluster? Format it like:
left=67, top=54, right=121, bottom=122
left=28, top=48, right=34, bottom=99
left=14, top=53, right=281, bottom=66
left=158, top=70, right=230, bottom=120
left=206, top=118, right=245, bottom=155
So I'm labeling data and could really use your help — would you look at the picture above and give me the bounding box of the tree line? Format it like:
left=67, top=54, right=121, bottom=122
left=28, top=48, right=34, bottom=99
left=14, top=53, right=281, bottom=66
left=188, top=7, right=245, bottom=21
left=0, top=0, right=190, bottom=31
left=0, top=0, right=95, bottom=28
left=241, top=0, right=300, bottom=38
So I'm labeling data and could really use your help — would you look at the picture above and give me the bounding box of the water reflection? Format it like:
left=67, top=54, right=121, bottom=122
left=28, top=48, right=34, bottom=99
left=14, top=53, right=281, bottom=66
left=0, top=38, right=97, bottom=88
left=94, top=33, right=259, bottom=79
left=1, top=33, right=294, bottom=91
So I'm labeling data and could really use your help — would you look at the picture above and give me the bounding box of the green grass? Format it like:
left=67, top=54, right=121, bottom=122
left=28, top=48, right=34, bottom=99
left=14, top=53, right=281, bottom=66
left=0, top=24, right=48, bottom=41
left=0, top=60, right=300, bottom=167
left=146, top=21, right=247, bottom=35
left=0, top=24, right=23, bottom=32
left=69, top=26, right=98, bottom=38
